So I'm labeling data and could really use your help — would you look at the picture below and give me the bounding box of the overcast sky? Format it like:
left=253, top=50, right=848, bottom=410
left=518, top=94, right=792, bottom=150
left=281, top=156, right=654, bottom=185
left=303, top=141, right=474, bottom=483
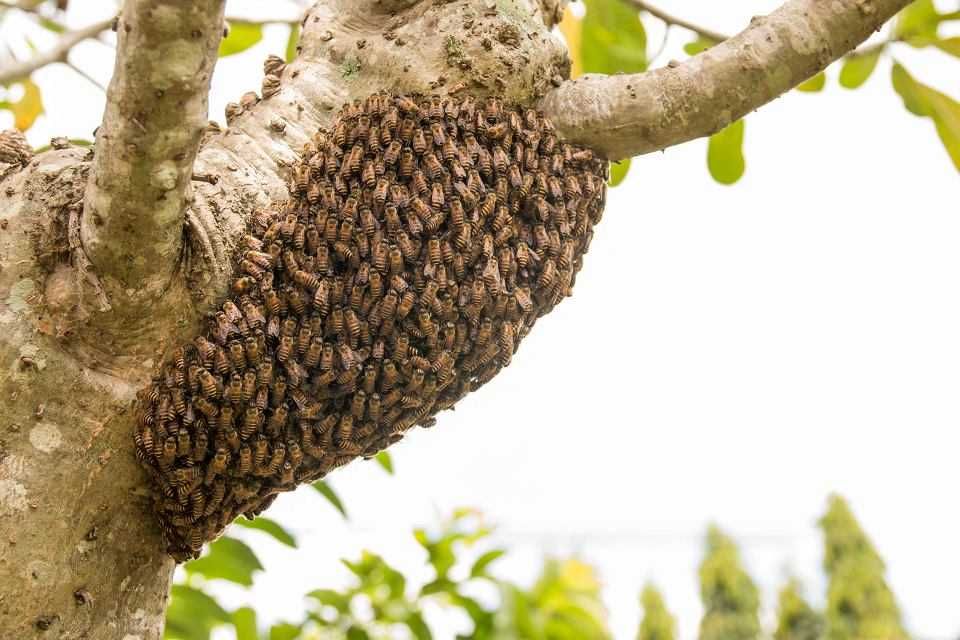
left=4, top=1, right=959, bottom=638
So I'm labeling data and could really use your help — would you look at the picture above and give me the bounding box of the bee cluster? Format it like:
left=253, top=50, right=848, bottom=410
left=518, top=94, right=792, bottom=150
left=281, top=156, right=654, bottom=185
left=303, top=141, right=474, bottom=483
left=135, top=93, right=608, bottom=561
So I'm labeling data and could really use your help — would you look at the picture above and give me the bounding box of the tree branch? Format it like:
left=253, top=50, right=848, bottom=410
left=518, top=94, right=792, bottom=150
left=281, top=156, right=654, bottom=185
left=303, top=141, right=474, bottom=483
left=80, top=1, right=226, bottom=318
left=629, top=0, right=729, bottom=44
left=541, top=0, right=912, bottom=160
left=0, top=17, right=113, bottom=85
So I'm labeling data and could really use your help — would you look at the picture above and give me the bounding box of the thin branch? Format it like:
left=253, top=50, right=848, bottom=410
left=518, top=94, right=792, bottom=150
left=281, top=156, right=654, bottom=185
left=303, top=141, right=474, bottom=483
left=80, top=0, right=227, bottom=316
left=0, top=17, right=112, bottom=84
left=541, top=0, right=913, bottom=160
left=628, top=0, right=729, bottom=44
left=66, top=61, right=105, bottom=91
left=225, top=16, right=301, bottom=26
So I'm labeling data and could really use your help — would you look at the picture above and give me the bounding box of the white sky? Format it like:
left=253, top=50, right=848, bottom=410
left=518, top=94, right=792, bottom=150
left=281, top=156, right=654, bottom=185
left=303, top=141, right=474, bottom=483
left=3, top=1, right=959, bottom=639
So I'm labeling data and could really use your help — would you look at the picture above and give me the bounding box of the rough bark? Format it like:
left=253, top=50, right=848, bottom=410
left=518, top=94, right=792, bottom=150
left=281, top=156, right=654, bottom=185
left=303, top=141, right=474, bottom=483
left=80, top=1, right=226, bottom=328
left=0, top=150, right=174, bottom=640
left=0, top=0, right=564, bottom=637
left=0, top=0, right=909, bottom=637
left=540, top=0, right=913, bottom=160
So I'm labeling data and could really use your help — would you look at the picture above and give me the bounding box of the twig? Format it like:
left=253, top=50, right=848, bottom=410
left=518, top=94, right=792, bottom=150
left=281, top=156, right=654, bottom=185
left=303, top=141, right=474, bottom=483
left=191, top=173, right=219, bottom=185
left=0, top=17, right=114, bottom=84
left=627, top=0, right=729, bottom=44
left=225, top=16, right=301, bottom=26
left=67, top=203, right=110, bottom=312
left=66, top=61, right=105, bottom=91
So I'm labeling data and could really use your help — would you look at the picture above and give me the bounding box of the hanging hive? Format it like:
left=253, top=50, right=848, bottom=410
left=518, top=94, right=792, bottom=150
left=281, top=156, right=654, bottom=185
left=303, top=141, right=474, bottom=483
left=134, top=93, right=608, bottom=561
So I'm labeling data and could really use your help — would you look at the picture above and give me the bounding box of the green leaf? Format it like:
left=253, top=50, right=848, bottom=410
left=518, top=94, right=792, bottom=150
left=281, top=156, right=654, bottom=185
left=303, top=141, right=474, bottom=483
left=37, top=17, right=65, bottom=33
left=839, top=50, right=881, bottom=89
left=285, top=24, right=300, bottom=63
left=165, top=585, right=231, bottom=640
left=420, top=578, right=457, bottom=596
left=270, top=622, right=302, bottom=640
left=707, top=119, right=746, bottom=185
left=890, top=63, right=927, bottom=115
left=10, top=78, right=43, bottom=131
left=405, top=612, right=433, bottom=640
left=608, top=158, right=631, bottom=187
left=890, top=62, right=960, bottom=171
left=220, top=21, right=263, bottom=57
left=185, top=537, right=264, bottom=586
left=232, top=607, right=258, bottom=640
left=581, top=0, right=646, bottom=75
left=470, top=549, right=506, bottom=578
left=895, top=0, right=940, bottom=41
left=312, top=480, right=348, bottom=518
left=346, top=627, right=371, bottom=640
left=796, top=72, right=826, bottom=93
left=374, top=451, right=395, bottom=474
left=448, top=592, right=494, bottom=633
left=233, top=516, right=298, bottom=548
left=933, top=37, right=960, bottom=57
left=684, top=36, right=717, bottom=56
left=307, top=588, right=351, bottom=613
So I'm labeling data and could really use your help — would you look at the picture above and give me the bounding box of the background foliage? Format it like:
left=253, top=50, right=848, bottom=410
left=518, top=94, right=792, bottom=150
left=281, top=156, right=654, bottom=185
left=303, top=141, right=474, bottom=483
left=163, top=465, right=907, bottom=640
left=3, top=0, right=957, bottom=186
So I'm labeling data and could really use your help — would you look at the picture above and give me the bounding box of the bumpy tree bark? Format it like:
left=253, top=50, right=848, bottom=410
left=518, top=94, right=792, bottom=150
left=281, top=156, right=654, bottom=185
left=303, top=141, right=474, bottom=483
left=0, top=0, right=909, bottom=637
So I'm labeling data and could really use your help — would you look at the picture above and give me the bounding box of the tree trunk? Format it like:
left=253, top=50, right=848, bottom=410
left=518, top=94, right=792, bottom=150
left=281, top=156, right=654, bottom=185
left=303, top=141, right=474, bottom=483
left=0, top=0, right=907, bottom=637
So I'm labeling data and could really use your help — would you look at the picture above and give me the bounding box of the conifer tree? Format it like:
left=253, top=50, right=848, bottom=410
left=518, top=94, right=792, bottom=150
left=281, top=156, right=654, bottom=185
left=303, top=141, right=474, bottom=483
left=698, top=526, right=761, bottom=640
left=774, top=578, right=824, bottom=640
left=820, top=495, right=909, bottom=640
left=638, top=583, right=677, bottom=640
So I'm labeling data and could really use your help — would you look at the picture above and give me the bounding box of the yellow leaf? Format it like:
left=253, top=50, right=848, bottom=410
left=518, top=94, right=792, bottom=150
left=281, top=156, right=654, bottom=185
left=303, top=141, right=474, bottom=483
left=559, top=558, right=601, bottom=591
left=11, top=79, right=44, bottom=132
left=559, top=6, right=583, bottom=79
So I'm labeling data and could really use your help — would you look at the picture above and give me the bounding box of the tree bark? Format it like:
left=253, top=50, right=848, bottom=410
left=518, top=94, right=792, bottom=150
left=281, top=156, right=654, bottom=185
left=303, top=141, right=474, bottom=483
left=0, top=0, right=909, bottom=637
left=81, top=1, right=226, bottom=326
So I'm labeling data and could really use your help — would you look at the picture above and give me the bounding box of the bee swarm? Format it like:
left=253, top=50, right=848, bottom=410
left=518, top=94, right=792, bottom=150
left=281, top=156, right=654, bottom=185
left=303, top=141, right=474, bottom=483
left=135, top=93, right=607, bottom=561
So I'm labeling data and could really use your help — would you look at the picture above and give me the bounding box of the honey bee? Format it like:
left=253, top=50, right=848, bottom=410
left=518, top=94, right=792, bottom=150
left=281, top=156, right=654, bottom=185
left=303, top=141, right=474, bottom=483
left=238, top=446, right=253, bottom=474
left=388, top=247, right=403, bottom=276
left=320, top=343, right=335, bottom=371
left=333, top=241, right=354, bottom=261
left=412, top=128, right=427, bottom=155
left=257, top=360, right=275, bottom=387
left=268, top=405, right=289, bottom=435
left=350, top=390, right=367, bottom=420
left=345, top=309, right=361, bottom=344
left=271, top=377, right=288, bottom=409
left=302, top=338, right=322, bottom=370
left=369, top=271, right=384, bottom=299
left=243, top=438, right=266, bottom=471
left=240, top=407, right=260, bottom=440
left=399, top=149, right=414, bottom=178
left=430, top=182, right=445, bottom=209
left=227, top=341, right=246, bottom=371
left=537, top=258, right=557, bottom=290
left=397, top=95, right=419, bottom=114
left=383, top=140, right=402, bottom=166
left=204, top=449, right=228, bottom=485
left=335, top=415, right=354, bottom=445
left=312, top=280, right=329, bottom=312
left=380, top=360, right=399, bottom=391
left=396, top=290, right=415, bottom=319
left=367, top=393, right=383, bottom=422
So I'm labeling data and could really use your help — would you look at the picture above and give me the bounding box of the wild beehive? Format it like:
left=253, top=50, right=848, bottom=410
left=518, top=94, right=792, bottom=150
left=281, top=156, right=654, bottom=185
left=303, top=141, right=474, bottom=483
left=135, top=93, right=608, bottom=560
